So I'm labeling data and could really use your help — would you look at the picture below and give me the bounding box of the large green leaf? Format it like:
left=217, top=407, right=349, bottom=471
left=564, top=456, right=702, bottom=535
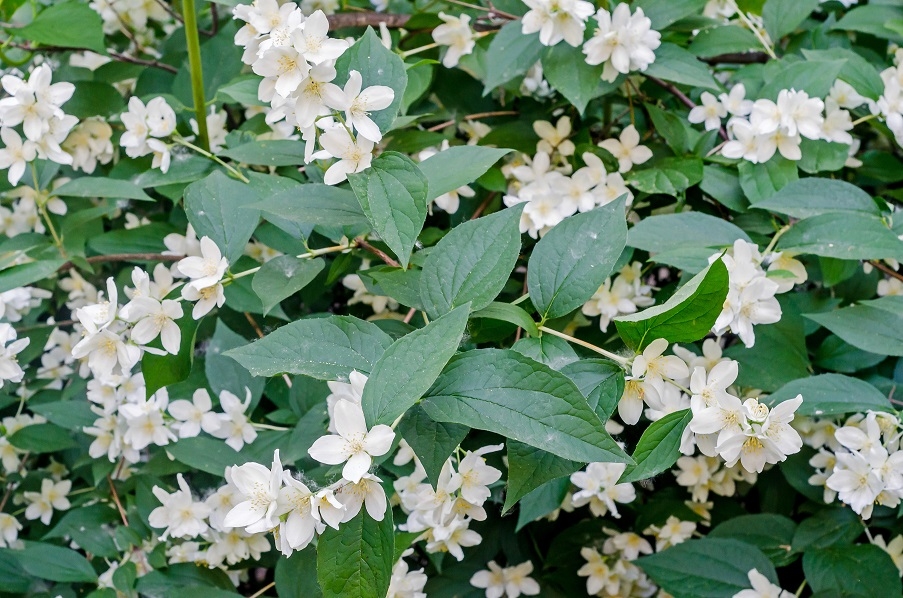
left=619, top=409, right=692, bottom=483
left=224, top=316, right=393, bottom=379
left=615, top=259, right=729, bottom=350
left=483, top=22, right=544, bottom=92
left=627, top=212, right=749, bottom=272
left=511, top=335, right=579, bottom=371
left=759, top=59, right=846, bottom=100
left=832, top=5, right=903, bottom=44
left=753, top=178, right=878, bottom=219
left=14, top=541, right=98, bottom=583
left=761, top=0, right=819, bottom=41
left=803, top=546, right=901, bottom=598
left=560, top=359, right=624, bottom=421
left=218, top=140, right=307, bottom=167
left=361, top=304, right=469, bottom=426
left=204, top=321, right=266, bottom=403
left=8, top=423, right=76, bottom=453
left=504, top=440, right=580, bottom=512
left=419, top=205, right=523, bottom=318
left=778, top=213, right=903, bottom=262
left=249, top=183, right=369, bottom=229
left=275, top=546, right=322, bottom=598
left=334, top=28, right=407, bottom=133
left=805, top=296, right=903, bottom=357
left=791, top=508, right=864, bottom=552
left=397, top=407, right=469, bottom=487
left=637, top=538, right=777, bottom=598
left=541, top=43, right=608, bottom=113
left=528, top=201, right=627, bottom=321
left=422, top=349, right=631, bottom=464
left=418, top=146, right=511, bottom=201
left=764, top=373, right=893, bottom=416
left=643, top=43, right=721, bottom=92
left=53, top=177, right=152, bottom=201
left=13, top=2, right=105, bottom=53
left=348, top=152, right=428, bottom=269
left=317, top=509, right=394, bottom=598
left=184, top=171, right=258, bottom=264
left=252, top=256, right=325, bottom=316
left=633, top=0, right=708, bottom=28
left=738, top=158, right=799, bottom=204
left=710, top=514, right=796, bottom=567
left=142, top=312, right=201, bottom=398
left=0, top=260, right=65, bottom=294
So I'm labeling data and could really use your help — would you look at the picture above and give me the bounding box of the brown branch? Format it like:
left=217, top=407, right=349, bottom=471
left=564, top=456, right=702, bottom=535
left=4, top=40, right=179, bottom=74
left=355, top=238, right=401, bottom=268
left=245, top=312, right=292, bottom=388
left=15, top=319, right=75, bottom=333
left=327, top=13, right=411, bottom=30
left=58, top=253, right=182, bottom=272
left=869, top=260, right=903, bottom=283
left=470, top=192, right=497, bottom=220
left=646, top=75, right=729, bottom=142
left=701, top=52, right=769, bottom=65
left=108, top=474, right=129, bottom=527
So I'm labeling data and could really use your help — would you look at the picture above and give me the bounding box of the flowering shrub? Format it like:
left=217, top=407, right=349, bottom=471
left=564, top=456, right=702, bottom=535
left=2, top=0, right=903, bottom=596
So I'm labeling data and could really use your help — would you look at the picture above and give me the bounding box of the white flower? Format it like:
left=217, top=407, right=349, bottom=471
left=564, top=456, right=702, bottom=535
left=124, top=296, right=183, bottom=354
left=291, top=10, right=348, bottom=65
left=23, top=478, right=71, bottom=524
left=448, top=445, right=503, bottom=505
left=334, top=70, right=395, bottom=143
left=168, top=389, right=221, bottom=438
left=314, top=127, right=375, bottom=185
left=689, top=91, right=727, bottom=131
left=776, top=89, right=824, bottom=139
left=224, top=450, right=285, bottom=533
left=120, top=395, right=175, bottom=450
left=0, top=512, right=21, bottom=548
left=307, top=399, right=395, bottom=483
left=326, top=370, right=368, bottom=433
left=0, top=324, right=29, bottom=387
left=0, top=128, right=37, bottom=185
left=336, top=472, right=388, bottom=520
left=720, top=84, right=753, bottom=117
left=177, top=236, right=229, bottom=291
left=583, top=5, right=660, bottom=81
left=644, top=515, right=696, bottom=551
left=149, top=473, right=211, bottom=539
left=631, top=338, right=690, bottom=396
left=733, top=568, right=794, bottom=598
left=278, top=472, right=320, bottom=553
left=598, top=125, right=653, bottom=173
left=253, top=45, right=310, bottom=97
left=181, top=282, right=226, bottom=319
left=522, top=0, right=594, bottom=47
left=210, top=389, right=258, bottom=451
left=471, top=560, right=540, bottom=598
left=387, top=556, right=428, bottom=598
left=577, top=548, right=615, bottom=596
left=433, top=12, right=476, bottom=68
left=570, top=462, right=636, bottom=517
left=292, top=62, right=344, bottom=129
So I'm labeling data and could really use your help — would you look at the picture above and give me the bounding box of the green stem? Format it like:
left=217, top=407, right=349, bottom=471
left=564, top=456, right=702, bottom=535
left=537, top=325, right=629, bottom=365
left=182, top=0, right=209, bottom=152
left=763, top=223, right=792, bottom=256
left=173, top=137, right=249, bottom=183
left=228, top=242, right=353, bottom=281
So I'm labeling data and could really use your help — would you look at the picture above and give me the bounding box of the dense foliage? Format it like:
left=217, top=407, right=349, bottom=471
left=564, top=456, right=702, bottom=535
left=2, top=0, right=903, bottom=596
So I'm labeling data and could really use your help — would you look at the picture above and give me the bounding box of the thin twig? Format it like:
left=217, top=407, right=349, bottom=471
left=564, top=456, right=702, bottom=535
left=470, top=192, right=497, bottom=220
left=108, top=474, right=129, bottom=527
left=538, top=325, right=629, bottom=365
left=248, top=581, right=276, bottom=598
left=403, top=307, right=416, bottom=323
left=869, top=260, right=903, bottom=283
left=58, top=253, right=181, bottom=272
left=327, top=12, right=411, bottom=30
left=701, top=52, right=769, bottom=65
left=426, top=110, right=518, bottom=132
left=4, top=41, right=178, bottom=73
left=355, top=238, right=401, bottom=268
left=647, top=75, right=729, bottom=142
left=15, top=319, right=75, bottom=333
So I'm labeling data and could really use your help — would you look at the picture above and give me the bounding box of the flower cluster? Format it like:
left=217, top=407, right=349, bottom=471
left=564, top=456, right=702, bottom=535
left=582, top=261, right=655, bottom=332
left=233, top=4, right=395, bottom=184
left=0, top=65, right=77, bottom=185
left=120, top=96, right=178, bottom=173
left=470, top=560, right=540, bottom=598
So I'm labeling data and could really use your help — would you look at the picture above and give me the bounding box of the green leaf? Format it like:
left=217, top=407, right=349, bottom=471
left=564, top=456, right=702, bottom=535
left=627, top=158, right=704, bottom=195
left=366, top=268, right=424, bottom=310
left=471, top=302, right=539, bottom=338
left=764, top=373, right=892, bottom=416
left=13, top=2, right=105, bottom=53
left=832, top=5, right=903, bottom=44
left=141, top=312, right=201, bottom=398
left=397, top=407, right=469, bottom=487
left=483, top=22, right=544, bottom=92
left=560, top=359, right=624, bottom=420
left=688, top=25, right=761, bottom=58
left=419, top=205, right=523, bottom=318
left=633, top=0, right=708, bottom=29
left=792, top=508, right=864, bottom=552
left=249, top=183, right=369, bottom=229
left=348, top=152, right=428, bottom=269
left=503, top=440, right=579, bottom=513
left=738, top=158, right=799, bottom=204
left=219, top=140, right=307, bottom=167
left=646, top=104, right=691, bottom=155
left=512, top=335, right=579, bottom=371
left=724, top=306, right=811, bottom=392
left=627, top=212, right=750, bottom=272
left=637, top=538, right=777, bottom=598
left=252, top=256, right=325, bottom=316
left=801, top=48, right=885, bottom=102
left=805, top=296, right=903, bottom=357
left=184, top=171, right=258, bottom=264
left=759, top=59, right=846, bottom=100
left=204, top=321, right=266, bottom=403
left=762, top=0, right=819, bottom=41
left=778, top=213, right=903, bottom=262
left=814, top=334, right=885, bottom=373
left=334, top=28, right=407, bottom=134
left=516, top=477, right=571, bottom=531
left=619, top=409, right=692, bottom=483
left=8, top=423, right=76, bottom=453
left=216, top=75, right=266, bottom=106
left=798, top=139, right=851, bottom=174
left=275, top=546, right=322, bottom=598
left=224, top=315, right=393, bottom=379
left=44, top=504, right=120, bottom=558
left=0, top=550, right=32, bottom=593
left=53, top=177, right=152, bottom=201
left=0, top=259, right=64, bottom=293
left=803, top=546, right=902, bottom=598
left=30, top=400, right=97, bottom=431
left=528, top=201, right=628, bottom=321
left=753, top=178, right=878, bottom=219
left=422, top=349, right=631, bottom=464
left=14, top=541, right=98, bottom=583
left=615, top=259, right=729, bottom=350
left=317, top=508, right=394, bottom=598
left=418, top=146, right=511, bottom=201
left=643, top=43, right=721, bottom=92
left=700, top=164, right=747, bottom=212
left=710, top=514, right=796, bottom=567
left=89, top=223, right=174, bottom=255
left=541, top=43, right=608, bottom=113
left=362, top=304, right=469, bottom=426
